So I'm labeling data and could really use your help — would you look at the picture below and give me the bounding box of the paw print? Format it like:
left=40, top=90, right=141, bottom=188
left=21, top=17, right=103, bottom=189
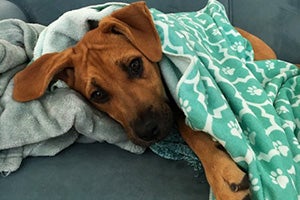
left=231, top=41, right=245, bottom=53
left=222, top=66, right=235, bottom=75
left=220, top=18, right=229, bottom=24
left=287, top=165, right=296, bottom=175
left=292, top=138, right=300, bottom=149
left=267, top=91, right=275, bottom=99
left=265, top=60, right=275, bottom=70
left=179, top=98, right=192, bottom=116
left=276, top=106, right=289, bottom=115
left=227, top=121, right=242, bottom=139
left=212, top=28, right=221, bottom=36
left=246, top=86, right=263, bottom=96
left=244, top=128, right=256, bottom=145
left=249, top=173, right=260, bottom=191
left=199, top=19, right=206, bottom=25
left=291, top=69, right=298, bottom=76
left=273, top=141, right=289, bottom=156
left=270, top=169, right=289, bottom=189
left=240, top=58, right=247, bottom=63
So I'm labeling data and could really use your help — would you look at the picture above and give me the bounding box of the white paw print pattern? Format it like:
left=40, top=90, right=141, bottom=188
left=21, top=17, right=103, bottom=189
left=265, top=60, right=275, bottom=70
left=292, top=138, right=300, bottom=149
left=220, top=18, right=229, bottom=24
left=227, top=121, right=242, bottom=139
left=287, top=165, right=296, bottom=175
left=231, top=41, right=245, bottom=53
left=276, top=105, right=289, bottom=115
left=246, top=86, right=263, bottom=96
left=222, top=66, right=235, bottom=75
left=212, top=28, right=221, bottom=36
left=179, top=98, right=192, bottom=116
left=199, top=19, right=206, bottom=25
left=249, top=173, right=260, bottom=191
left=273, top=140, right=289, bottom=157
left=244, top=128, right=256, bottom=145
left=270, top=169, right=289, bottom=189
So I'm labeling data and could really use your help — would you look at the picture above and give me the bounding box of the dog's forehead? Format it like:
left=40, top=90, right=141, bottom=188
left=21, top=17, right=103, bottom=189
left=76, top=31, right=141, bottom=62
left=80, top=29, right=132, bottom=50
left=71, top=31, right=145, bottom=89
left=74, top=32, right=142, bottom=70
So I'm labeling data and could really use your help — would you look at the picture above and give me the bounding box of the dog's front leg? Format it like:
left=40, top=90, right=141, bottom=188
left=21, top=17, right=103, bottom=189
left=177, top=117, right=250, bottom=200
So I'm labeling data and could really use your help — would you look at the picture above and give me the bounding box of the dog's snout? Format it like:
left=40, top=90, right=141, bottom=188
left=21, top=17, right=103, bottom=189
left=132, top=112, right=161, bottom=141
left=129, top=104, right=173, bottom=146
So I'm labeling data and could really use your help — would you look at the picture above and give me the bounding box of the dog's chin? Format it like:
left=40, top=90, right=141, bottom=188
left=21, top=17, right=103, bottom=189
left=130, top=138, right=157, bottom=147
left=130, top=129, right=171, bottom=147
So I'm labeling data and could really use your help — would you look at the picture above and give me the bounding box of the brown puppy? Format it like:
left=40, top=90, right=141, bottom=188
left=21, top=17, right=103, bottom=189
left=13, top=2, right=277, bottom=200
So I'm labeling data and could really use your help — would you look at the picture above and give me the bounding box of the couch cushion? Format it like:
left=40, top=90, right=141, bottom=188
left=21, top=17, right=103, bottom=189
left=0, top=0, right=27, bottom=21
left=9, top=0, right=227, bottom=25
left=0, top=143, right=209, bottom=200
left=230, top=0, right=300, bottom=63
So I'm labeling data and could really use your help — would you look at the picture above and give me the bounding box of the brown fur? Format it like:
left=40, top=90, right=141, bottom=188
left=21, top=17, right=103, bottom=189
left=13, top=2, right=282, bottom=200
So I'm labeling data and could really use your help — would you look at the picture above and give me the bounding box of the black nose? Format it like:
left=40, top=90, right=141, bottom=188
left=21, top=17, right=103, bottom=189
left=131, top=110, right=161, bottom=142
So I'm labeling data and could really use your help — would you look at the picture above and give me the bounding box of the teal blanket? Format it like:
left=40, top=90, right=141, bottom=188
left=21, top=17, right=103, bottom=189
left=151, top=0, right=300, bottom=199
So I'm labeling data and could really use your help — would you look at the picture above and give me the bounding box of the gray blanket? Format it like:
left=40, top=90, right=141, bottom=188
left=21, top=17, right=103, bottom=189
left=0, top=19, right=144, bottom=175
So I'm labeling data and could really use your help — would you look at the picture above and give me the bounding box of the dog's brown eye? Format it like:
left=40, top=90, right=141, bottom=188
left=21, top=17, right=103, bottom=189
left=90, top=88, right=110, bottom=103
left=128, top=58, right=143, bottom=78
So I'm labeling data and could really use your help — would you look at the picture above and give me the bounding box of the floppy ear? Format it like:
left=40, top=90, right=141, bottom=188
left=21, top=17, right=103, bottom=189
left=13, top=48, right=74, bottom=102
left=99, top=1, right=162, bottom=62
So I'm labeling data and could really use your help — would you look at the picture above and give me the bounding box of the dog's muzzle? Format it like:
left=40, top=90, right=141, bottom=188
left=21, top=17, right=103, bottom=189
left=130, top=104, right=173, bottom=146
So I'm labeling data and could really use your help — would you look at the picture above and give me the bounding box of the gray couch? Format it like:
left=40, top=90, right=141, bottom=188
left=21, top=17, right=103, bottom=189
left=0, top=0, right=299, bottom=200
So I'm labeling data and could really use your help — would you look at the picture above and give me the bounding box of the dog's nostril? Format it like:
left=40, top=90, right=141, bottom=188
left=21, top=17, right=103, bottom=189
left=146, top=121, right=160, bottom=136
left=152, top=126, right=160, bottom=136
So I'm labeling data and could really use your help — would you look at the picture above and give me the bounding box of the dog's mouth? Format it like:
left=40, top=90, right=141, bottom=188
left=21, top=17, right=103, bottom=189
left=128, top=103, right=174, bottom=147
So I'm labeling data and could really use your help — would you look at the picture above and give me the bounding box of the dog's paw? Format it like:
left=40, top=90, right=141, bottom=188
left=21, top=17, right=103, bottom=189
left=206, top=147, right=251, bottom=200
left=177, top=128, right=250, bottom=200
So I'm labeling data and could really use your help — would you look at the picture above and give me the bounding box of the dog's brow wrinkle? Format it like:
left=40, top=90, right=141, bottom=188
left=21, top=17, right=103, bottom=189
left=90, top=78, right=101, bottom=89
left=91, top=78, right=99, bottom=87
left=90, top=78, right=110, bottom=91
left=115, top=60, right=123, bottom=68
left=115, top=59, right=128, bottom=73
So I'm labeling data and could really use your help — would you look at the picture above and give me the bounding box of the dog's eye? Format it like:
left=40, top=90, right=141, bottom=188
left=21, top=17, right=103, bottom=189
left=90, top=88, right=110, bottom=103
left=128, top=58, right=143, bottom=78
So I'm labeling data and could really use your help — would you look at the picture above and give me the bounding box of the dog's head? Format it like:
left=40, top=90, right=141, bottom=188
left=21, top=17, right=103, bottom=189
left=13, top=2, right=173, bottom=147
